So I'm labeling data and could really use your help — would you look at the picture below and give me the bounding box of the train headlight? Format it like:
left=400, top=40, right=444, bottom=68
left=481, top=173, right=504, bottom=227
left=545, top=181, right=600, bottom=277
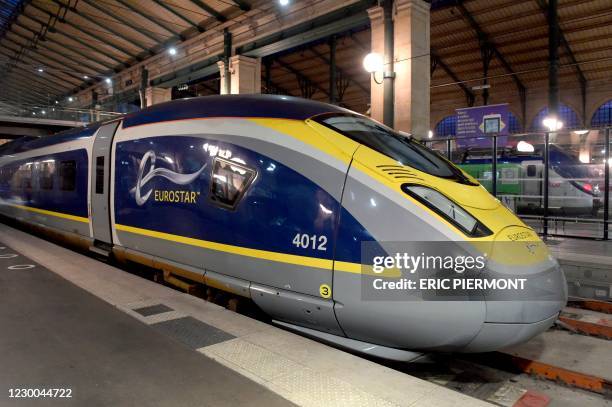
left=401, top=184, right=492, bottom=237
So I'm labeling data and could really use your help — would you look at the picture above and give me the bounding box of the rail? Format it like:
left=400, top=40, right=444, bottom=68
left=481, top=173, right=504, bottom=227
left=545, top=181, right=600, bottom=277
left=0, top=100, right=123, bottom=124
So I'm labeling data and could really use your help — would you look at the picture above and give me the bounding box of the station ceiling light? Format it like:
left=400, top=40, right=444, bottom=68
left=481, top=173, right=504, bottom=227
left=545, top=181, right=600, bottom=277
left=37, top=68, right=43, bottom=73
left=279, top=0, right=289, bottom=5
left=168, top=47, right=177, bottom=56
left=105, top=78, right=112, bottom=85
left=68, top=97, right=74, bottom=102
left=83, top=75, right=89, bottom=79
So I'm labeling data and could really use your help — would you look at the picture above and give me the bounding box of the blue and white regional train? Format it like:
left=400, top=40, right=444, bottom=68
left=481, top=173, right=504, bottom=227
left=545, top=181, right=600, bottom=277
left=0, top=95, right=567, bottom=360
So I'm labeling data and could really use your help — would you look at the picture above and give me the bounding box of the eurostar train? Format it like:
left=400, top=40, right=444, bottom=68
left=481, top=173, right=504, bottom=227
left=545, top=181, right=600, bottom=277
left=0, top=95, right=567, bottom=360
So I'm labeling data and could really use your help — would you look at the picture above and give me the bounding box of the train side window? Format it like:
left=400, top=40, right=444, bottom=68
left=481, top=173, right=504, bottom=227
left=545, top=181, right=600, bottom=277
left=10, top=167, right=21, bottom=191
left=40, top=161, right=55, bottom=190
left=19, top=164, right=33, bottom=190
left=25, top=165, right=32, bottom=189
left=208, top=157, right=256, bottom=209
left=59, top=160, right=77, bottom=191
left=95, top=156, right=104, bottom=194
left=527, top=165, right=536, bottom=177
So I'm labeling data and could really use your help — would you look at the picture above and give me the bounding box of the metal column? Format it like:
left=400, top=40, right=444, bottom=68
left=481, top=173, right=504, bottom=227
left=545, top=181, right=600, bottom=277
left=548, top=0, right=560, bottom=118
left=543, top=132, right=550, bottom=237
left=480, top=46, right=494, bottom=106
left=91, top=90, right=98, bottom=123
left=604, top=128, right=610, bottom=240
left=139, top=68, right=149, bottom=108
left=264, top=59, right=272, bottom=94
left=383, top=0, right=394, bottom=128
left=544, top=0, right=558, bottom=239
left=223, top=29, right=232, bottom=94
left=492, top=135, right=498, bottom=197
left=329, top=36, right=337, bottom=104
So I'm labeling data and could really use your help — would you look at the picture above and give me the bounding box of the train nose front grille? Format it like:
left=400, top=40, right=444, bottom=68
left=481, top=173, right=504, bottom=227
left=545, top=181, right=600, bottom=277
left=375, top=165, right=424, bottom=182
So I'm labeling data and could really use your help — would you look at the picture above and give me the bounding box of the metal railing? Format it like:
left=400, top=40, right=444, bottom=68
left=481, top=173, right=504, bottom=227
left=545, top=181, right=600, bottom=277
left=426, top=128, right=611, bottom=240
left=0, top=101, right=123, bottom=124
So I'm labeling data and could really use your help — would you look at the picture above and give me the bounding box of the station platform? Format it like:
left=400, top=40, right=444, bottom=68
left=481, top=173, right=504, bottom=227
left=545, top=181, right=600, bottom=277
left=545, top=237, right=612, bottom=301
left=0, top=223, right=491, bottom=407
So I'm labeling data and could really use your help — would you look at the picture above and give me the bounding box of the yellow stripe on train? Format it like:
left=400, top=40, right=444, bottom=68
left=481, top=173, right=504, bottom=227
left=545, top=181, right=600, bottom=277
left=115, top=223, right=363, bottom=274
left=2, top=203, right=89, bottom=224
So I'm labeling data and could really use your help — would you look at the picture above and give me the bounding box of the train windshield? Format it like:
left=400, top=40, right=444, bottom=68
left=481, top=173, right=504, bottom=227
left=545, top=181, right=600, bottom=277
left=315, top=114, right=474, bottom=184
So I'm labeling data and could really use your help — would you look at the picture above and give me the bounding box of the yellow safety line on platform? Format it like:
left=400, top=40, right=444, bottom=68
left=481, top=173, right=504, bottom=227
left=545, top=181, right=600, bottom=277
left=115, top=223, right=363, bottom=273
left=6, top=203, right=89, bottom=224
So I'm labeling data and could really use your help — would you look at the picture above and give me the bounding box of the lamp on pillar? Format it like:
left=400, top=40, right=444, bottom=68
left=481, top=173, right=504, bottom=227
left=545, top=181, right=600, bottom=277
left=543, top=116, right=563, bottom=132
left=363, top=51, right=395, bottom=127
left=363, top=52, right=385, bottom=83
left=367, top=0, right=430, bottom=134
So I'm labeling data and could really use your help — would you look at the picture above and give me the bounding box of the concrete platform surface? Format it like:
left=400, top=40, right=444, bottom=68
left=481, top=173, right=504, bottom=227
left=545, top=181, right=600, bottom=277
left=546, top=238, right=612, bottom=265
left=546, top=237, right=612, bottom=301
left=0, top=223, right=491, bottom=407
left=0, top=242, right=293, bottom=407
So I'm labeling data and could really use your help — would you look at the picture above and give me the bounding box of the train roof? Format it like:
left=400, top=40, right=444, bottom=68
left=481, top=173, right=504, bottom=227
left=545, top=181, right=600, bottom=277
left=121, top=94, right=352, bottom=128
left=0, top=95, right=352, bottom=156
left=0, top=124, right=102, bottom=156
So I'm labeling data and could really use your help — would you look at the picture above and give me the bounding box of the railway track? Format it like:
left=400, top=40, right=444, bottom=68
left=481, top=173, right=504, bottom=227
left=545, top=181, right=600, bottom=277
left=386, top=300, right=612, bottom=406
left=149, top=261, right=612, bottom=406
left=90, top=254, right=612, bottom=407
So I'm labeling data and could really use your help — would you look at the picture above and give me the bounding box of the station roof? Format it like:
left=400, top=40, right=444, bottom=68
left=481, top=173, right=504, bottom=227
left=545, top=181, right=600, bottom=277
left=264, top=0, right=612, bottom=113
left=0, top=0, right=250, bottom=105
left=0, top=0, right=610, bottom=115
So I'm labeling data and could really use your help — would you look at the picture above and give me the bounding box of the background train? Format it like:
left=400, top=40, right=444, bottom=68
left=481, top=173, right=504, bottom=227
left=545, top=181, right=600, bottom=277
left=0, top=95, right=567, bottom=360
left=457, top=144, right=601, bottom=216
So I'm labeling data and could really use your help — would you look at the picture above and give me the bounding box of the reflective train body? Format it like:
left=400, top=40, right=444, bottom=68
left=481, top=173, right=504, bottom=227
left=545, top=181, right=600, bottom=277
left=0, top=95, right=567, bottom=360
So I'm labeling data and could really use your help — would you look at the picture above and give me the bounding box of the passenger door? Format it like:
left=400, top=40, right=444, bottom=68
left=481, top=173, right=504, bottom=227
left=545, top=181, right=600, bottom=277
left=522, top=161, right=543, bottom=209
left=90, top=121, right=120, bottom=246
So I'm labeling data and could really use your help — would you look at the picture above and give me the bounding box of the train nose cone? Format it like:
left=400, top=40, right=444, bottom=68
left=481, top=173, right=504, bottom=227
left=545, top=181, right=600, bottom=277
left=461, top=226, right=567, bottom=352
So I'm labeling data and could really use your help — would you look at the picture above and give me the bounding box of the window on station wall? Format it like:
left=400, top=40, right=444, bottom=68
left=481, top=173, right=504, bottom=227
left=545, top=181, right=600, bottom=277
left=530, top=104, right=581, bottom=131
left=508, top=112, right=521, bottom=134
left=590, top=100, right=612, bottom=128
left=434, top=115, right=457, bottom=138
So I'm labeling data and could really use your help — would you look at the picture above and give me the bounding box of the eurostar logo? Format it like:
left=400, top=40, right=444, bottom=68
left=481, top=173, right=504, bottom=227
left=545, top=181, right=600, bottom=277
left=525, top=243, right=539, bottom=254
left=131, top=150, right=207, bottom=206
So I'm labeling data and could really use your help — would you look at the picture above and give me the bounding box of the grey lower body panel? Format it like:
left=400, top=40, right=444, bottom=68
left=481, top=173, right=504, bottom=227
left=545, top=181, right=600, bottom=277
left=0, top=204, right=90, bottom=237
left=116, top=229, right=344, bottom=335
left=274, top=320, right=425, bottom=362
left=116, top=229, right=332, bottom=298
left=333, top=270, right=487, bottom=351
left=461, top=313, right=559, bottom=353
